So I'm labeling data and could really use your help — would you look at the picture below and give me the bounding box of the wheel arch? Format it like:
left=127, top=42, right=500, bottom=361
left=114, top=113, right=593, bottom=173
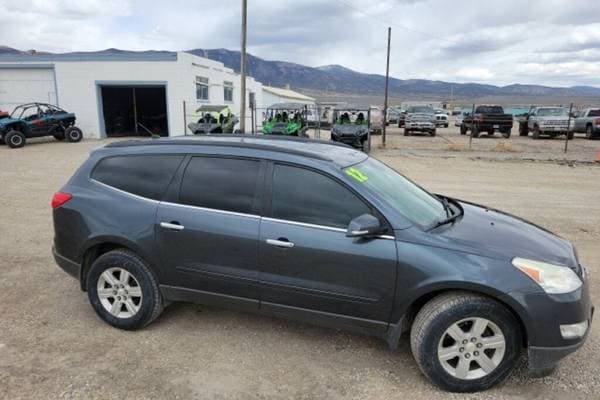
left=78, top=236, right=160, bottom=291
left=389, top=283, right=529, bottom=350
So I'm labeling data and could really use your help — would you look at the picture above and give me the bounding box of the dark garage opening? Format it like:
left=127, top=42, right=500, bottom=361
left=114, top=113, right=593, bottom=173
left=101, top=85, right=169, bottom=137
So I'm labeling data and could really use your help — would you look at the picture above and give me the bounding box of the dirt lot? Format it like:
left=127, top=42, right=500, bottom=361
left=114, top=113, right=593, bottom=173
left=1, top=129, right=599, bottom=400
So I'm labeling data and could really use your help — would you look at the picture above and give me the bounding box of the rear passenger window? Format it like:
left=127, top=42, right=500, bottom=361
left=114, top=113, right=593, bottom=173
left=92, top=155, right=183, bottom=200
left=271, top=164, right=371, bottom=228
left=179, top=157, right=260, bottom=214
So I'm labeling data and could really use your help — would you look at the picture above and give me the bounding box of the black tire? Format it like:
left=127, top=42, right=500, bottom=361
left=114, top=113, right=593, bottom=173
left=566, top=131, right=574, bottom=140
left=5, top=130, right=26, bottom=148
left=519, top=124, right=529, bottom=137
left=532, top=126, right=540, bottom=140
left=87, top=249, right=164, bottom=330
left=53, top=132, right=65, bottom=141
left=586, top=125, right=594, bottom=139
left=404, top=128, right=410, bottom=136
left=501, top=129, right=511, bottom=139
left=430, top=129, right=437, bottom=137
left=444, top=123, right=449, bottom=128
left=460, top=125, right=467, bottom=135
left=362, top=138, right=370, bottom=153
left=0, top=135, right=4, bottom=145
left=472, top=126, right=480, bottom=138
left=65, top=126, right=83, bottom=142
left=410, top=292, right=521, bottom=392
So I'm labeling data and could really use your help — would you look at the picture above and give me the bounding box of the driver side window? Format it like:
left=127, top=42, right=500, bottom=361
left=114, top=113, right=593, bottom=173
left=271, top=164, right=371, bottom=229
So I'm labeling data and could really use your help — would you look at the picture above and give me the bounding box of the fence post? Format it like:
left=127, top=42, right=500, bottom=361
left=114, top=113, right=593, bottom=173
left=469, top=103, right=475, bottom=149
left=183, top=100, right=187, bottom=136
left=564, top=102, right=573, bottom=154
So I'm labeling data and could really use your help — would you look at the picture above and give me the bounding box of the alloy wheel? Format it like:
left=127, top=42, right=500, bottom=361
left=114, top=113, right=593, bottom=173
left=97, top=267, right=143, bottom=318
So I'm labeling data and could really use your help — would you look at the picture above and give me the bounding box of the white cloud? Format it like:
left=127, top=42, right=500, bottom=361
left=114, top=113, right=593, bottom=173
left=0, top=0, right=599, bottom=87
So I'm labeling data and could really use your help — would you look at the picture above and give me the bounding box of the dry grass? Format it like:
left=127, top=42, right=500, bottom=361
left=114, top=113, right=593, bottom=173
left=446, top=143, right=469, bottom=151
left=490, top=141, right=522, bottom=153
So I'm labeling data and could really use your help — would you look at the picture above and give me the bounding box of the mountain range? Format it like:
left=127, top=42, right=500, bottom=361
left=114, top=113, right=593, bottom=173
left=2, top=46, right=600, bottom=100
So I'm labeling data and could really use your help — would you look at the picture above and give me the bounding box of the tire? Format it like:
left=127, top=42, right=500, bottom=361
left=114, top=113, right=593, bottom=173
left=362, top=138, right=370, bottom=153
left=519, top=124, right=529, bottom=137
left=53, top=132, right=65, bottom=141
left=65, top=126, right=83, bottom=143
left=404, top=128, right=410, bottom=136
left=444, top=123, right=449, bottom=128
left=586, top=125, right=594, bottom=140
left=532, top=126, right=540, bottom=140
left=430, top=129, right=437, bottom=137
left=410, top=292, right=521, bottom=392
left=0, top=135, right=4, bottom=145
left=567, top=131, right=574, bottom=140
left=501, top=129, right=511, bottom=139
left=86, top=249, right=164, bottom=330
left=472, top=126, right=480, bottom=138
left=5, top=129, right=26, bottom=148
left=460, top=125, right=467, bottom=135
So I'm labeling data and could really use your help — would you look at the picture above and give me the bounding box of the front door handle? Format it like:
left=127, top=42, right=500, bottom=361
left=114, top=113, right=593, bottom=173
left=266, top=238, right=294, bottom=248
left=160, top=221, right=185, bottom=231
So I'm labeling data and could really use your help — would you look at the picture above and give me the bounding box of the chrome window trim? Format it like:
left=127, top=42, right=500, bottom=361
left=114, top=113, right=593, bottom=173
left=90, top=178, right=159, bottom=204
left=262, top=216, right=395, bottom=240
left=161, top=200, right=261, bottom=220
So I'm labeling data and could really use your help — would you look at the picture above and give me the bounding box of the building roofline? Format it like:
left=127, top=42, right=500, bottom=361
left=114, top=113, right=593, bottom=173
left=0, top=52, right=178, bottom=63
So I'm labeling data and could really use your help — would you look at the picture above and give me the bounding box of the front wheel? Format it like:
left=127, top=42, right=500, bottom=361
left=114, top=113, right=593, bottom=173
left=430, top=129, right=437, bottom=137
left=87, top=249, right=164, bottom=330
left=5, top=130, right=26, bottom=148
left=404, top=128, right=410, bottom=136
left=566, top=131, right=574, bottom=140
left=586, top=125, right=594, bottom=139
left=410, top=292, right=521, bottom=392
left=65, top=126, right=83, bottom=142
left=532, top=126, right=541, bottom=140
left=501, top=129, right=511, bottom=138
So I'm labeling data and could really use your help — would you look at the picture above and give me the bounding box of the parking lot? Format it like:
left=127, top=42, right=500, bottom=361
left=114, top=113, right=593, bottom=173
left=1, top=128, right=599, bottom=400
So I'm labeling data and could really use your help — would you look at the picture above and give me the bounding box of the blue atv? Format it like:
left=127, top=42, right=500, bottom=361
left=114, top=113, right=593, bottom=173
left=0, top=103, right=82, bottom=149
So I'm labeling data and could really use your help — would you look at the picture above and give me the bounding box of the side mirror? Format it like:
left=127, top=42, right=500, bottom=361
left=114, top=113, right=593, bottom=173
left=346, top=214, right=386, bottom=237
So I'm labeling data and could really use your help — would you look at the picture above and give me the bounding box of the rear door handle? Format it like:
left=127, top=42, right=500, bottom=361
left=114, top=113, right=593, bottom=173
left=266, top=238, right=294, bottom=248
left=160, top=221, right=184, bottom=231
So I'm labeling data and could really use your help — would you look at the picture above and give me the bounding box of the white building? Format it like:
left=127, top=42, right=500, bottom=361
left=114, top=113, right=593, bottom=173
left=261, top=85, right=316, bottom=108
left=0, top=51, right=263, bottom=138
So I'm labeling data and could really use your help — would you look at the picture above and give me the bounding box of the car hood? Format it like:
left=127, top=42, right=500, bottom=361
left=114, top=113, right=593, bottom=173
left=432, top=200, right=577, bottom=268
left=0, top=117, right=19, bottom=127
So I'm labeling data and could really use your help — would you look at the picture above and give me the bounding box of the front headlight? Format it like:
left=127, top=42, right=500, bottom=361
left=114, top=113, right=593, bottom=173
left=512, top=257, right=582, bottom=294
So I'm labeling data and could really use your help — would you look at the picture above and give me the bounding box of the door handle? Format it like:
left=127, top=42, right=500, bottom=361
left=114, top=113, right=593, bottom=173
left=160, top=221, right=184, bottom=231
left=266, top=238, right=294, bottom=248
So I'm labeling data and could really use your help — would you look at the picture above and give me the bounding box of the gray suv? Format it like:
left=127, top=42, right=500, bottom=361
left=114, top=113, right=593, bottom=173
left=52, top=135, right=592, bottom=393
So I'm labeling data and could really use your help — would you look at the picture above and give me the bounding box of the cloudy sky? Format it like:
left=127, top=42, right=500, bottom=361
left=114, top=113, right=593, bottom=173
left=1, top=0, right=600, bottom=87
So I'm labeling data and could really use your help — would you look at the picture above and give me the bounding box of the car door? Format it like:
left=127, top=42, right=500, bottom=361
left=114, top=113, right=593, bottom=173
left=258, top=163, right=398, bottom=331
left=156, top=155, right=266, bottom=309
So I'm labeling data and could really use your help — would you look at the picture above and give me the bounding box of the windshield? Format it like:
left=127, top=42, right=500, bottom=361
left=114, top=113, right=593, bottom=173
left=537, top=108, right=568, bottom=117
left=407, top=106, right=434, bottom=114
left=343, top=158, right=445, bottom=229
left=476, top=106, right=504, bottom=114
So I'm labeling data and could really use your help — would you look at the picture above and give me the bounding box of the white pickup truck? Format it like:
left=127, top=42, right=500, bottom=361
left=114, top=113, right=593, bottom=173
left=573, top=108, right=600, bottom=139
left=519, top=107, right=574, bottom=140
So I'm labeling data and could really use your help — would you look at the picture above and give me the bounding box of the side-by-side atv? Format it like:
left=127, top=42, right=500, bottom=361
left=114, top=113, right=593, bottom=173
left=0, top=103, right=83, bottom=148
left=330, top=105, right=371, bottom=153
left=187, top=105, right=239, bottom=134
left=262, top=103, right=309, bottom=137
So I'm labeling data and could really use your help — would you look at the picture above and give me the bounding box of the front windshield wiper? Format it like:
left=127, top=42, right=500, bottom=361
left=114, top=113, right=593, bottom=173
left=432, top=197, right=463, bottom=229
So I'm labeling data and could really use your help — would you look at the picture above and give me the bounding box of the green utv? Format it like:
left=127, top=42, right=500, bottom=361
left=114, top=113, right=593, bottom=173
left=262, top=103, right=309, bottom=137
left=188, top=105, right=239, bottom=134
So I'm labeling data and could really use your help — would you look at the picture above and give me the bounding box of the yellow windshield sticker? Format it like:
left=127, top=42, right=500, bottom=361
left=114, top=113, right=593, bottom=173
left=345, top=168, right=368, bottom=183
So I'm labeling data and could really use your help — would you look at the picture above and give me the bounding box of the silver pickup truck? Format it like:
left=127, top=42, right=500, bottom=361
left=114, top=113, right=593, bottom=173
left=526, top=107, right=574, bottom=140
left=573, top=108, right=600, bottom=139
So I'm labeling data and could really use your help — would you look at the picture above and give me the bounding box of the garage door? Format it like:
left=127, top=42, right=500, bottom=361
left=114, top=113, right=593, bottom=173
left=0, top=67, right=56, bottom=112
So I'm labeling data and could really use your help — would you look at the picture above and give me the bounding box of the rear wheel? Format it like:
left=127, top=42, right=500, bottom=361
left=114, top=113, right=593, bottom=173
left=5, top=130, right=26, bottom=148
left=586, top=125, right=594, bottom=139
left=501, top=129, right=511, bottom=139
left=87, top=249, right=164, bottom=330
left=65, top=126, right=83, bottom=142
left=410, top=292, right=521, bottom=392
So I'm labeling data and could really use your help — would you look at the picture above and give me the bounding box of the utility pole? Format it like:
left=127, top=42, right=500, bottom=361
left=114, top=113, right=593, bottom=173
left=564, top=102, right=573, bottom=153
left=239, top=0, right=248, bottom=133
left=382, top=27, right=391, bottom=145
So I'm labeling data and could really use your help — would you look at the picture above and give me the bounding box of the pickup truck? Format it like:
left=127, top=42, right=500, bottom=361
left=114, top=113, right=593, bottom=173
left=573, top=108, right=600, bottom=139
left=517, top=107, right=574, bottom=140
left=460, top=105, right=513, bottom=138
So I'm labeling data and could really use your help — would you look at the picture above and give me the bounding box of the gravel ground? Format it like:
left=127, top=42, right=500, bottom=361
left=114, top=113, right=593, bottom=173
left=0, top=131, right=599, bottom=400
